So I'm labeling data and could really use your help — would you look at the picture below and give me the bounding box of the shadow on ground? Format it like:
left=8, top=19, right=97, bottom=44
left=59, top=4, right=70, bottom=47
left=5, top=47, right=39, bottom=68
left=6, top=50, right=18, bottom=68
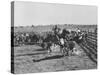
left=33, top=55, right=64, bottom=62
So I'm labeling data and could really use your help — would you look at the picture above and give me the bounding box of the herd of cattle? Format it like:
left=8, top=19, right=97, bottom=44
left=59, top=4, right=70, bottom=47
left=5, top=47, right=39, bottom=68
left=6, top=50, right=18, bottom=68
left=12, top=25, right=96, bottom=56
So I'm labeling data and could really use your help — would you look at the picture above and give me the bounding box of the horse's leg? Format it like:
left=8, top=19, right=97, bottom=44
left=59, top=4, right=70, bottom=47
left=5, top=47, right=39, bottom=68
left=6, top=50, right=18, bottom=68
left=60, top=46, right=66, bottom=56
left=47, top=48, right=52, bottom=56
left=60, top=45, right=64, bottom=55
left=47, top=44, right=52, bottom=56
left=64, top=47, right=69, bottom=56
left=62, top=47, right=65, bottom=55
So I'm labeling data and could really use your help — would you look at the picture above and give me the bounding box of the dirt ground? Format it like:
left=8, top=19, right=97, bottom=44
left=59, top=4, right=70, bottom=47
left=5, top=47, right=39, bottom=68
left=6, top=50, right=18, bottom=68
left=14, top=43, right=97, bottom=74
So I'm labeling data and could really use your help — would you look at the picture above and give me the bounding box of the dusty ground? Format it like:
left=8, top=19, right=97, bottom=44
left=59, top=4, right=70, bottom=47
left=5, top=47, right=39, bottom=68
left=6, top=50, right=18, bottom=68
left=13, top=43, right=97, bottom=74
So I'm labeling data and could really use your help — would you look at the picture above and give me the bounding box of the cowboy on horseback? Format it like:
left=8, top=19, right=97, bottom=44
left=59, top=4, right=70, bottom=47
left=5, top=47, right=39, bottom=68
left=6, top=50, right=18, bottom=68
left=52, top=26, right=69, bottom=56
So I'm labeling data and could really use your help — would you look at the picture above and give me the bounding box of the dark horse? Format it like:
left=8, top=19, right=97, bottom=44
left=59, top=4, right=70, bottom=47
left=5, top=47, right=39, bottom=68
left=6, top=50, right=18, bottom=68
left=40, top=32, right=59, bottom=53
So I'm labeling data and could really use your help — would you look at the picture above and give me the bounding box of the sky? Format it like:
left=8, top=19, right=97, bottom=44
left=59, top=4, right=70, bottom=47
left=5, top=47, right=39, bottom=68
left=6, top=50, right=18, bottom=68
left=14, top=1, right=97, bottom=26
